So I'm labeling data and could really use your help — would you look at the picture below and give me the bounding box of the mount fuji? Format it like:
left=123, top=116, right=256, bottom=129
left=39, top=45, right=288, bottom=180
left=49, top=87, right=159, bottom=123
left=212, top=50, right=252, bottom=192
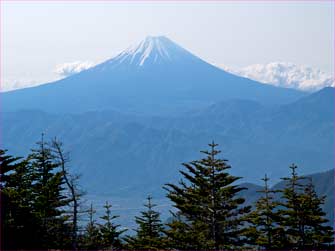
left=2, top=36, right=304, bottom=114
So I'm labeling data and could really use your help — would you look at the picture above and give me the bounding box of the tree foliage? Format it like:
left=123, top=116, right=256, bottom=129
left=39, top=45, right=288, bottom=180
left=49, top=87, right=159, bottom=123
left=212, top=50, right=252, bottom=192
left=164, top=142, right=251, bottom=249
left=280, top=165, right=333, bottom=249
left=98, top=201, right=126, bottom=250
left=124, top=195, right=166, bottom=250
left=246, top=174, right=286, bottom=249
left=0, top=149, right=39, bottom=249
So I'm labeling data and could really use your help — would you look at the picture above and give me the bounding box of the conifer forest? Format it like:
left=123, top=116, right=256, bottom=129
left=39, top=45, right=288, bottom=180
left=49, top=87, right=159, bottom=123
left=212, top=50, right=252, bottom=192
left=1, top=137, right=333, bottom=250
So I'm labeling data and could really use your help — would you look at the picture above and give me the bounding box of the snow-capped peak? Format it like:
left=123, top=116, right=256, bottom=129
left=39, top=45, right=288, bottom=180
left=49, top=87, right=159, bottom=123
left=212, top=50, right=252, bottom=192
left=125, top=36, right=171, bottom=65
left=109, top=36, right=194, bottom=67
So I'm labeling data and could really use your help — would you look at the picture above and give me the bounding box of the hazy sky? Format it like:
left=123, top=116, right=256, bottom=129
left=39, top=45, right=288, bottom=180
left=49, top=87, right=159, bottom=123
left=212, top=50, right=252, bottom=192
left=1, top=1, right=333, bottom=90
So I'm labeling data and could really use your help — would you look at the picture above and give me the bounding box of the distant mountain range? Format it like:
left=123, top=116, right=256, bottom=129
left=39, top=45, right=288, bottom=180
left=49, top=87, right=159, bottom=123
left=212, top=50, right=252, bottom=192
left=3, top=86, right=333, bottom=193
left=1, top=36, right=333, bottom=226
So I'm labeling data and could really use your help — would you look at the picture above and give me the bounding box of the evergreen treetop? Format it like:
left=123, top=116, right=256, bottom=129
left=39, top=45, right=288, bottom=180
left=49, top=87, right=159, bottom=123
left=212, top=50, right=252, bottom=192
left=99, top=201, right=126, bottom=250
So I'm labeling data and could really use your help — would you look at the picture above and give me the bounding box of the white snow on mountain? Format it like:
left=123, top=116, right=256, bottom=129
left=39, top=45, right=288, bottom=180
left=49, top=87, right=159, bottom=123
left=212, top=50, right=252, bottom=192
left=221, top=62, right=334, bottom=92
left=55, top=61, right=96, bottom=77
left=123, top=36, right=171, bottom=65
left=109, top=36, right=193, bottom=67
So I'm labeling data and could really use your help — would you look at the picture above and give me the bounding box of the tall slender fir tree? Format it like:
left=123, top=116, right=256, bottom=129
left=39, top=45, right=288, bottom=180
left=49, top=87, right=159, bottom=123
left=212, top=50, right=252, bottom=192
left=164, top=142, right=251, bottom=250
left=81, top=203, right=102, bottom=249
left=247, top=174, right=286, bottom=249
left=99, top=201, right=126, bottom=250
left=29, top=135, right=72, bottom=249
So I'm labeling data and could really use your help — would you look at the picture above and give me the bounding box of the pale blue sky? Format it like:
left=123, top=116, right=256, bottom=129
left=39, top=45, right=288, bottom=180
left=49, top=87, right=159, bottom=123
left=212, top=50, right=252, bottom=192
left=1, top=1, right=333, bottom=89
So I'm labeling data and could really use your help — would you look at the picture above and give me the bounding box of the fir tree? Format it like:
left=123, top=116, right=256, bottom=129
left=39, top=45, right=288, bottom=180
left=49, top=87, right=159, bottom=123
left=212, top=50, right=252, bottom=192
left=280, top=164, right=333, bottom=249
left=247, top=174, right=285, bottom=249
left=1, top=137, right=84, bottom=250
left=0, top=150, right=39, bottom=249
left=164, top=142, right=251, bottom=250
left=81, top=203, right=102, bottom=250
left=279, top=164, right=308, bottom=248
left=99, top=201, right=126, bottom=250
left=124, top=195, right=166, bottom=250
left=299, top=179, right=333, bottom=249
left=29, top=135, right=72, bottom=249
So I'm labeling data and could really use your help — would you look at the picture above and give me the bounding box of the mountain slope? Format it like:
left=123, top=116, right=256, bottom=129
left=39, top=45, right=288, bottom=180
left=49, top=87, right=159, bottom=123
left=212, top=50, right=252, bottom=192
left=2, top=36, right=304, bottom=115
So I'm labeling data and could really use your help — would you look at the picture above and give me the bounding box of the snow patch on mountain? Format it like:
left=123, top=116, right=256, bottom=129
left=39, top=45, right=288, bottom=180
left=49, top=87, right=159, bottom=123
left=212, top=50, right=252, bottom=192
left=221, top=62, right=334, bottom=92
left=55, top=61, right=96, bottom=77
